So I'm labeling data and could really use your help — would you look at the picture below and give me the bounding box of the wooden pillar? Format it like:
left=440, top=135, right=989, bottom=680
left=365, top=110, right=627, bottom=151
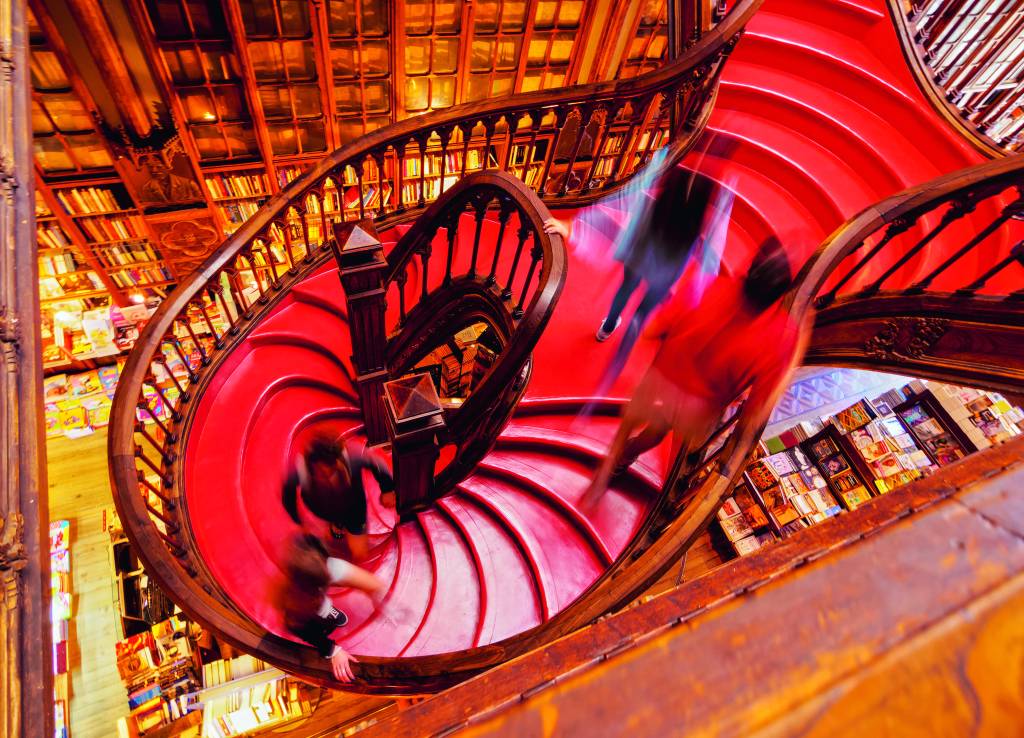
left=332, top=220, right=389, bottom=445
left=383, top=374, right=445, bottom=519
left=1, top=0, right=54, bottom=734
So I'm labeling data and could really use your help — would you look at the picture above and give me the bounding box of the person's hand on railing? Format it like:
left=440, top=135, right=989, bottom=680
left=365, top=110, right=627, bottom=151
left=543, top=217, right=571, bottom=241
left=330, top=646, right=359, bottom=682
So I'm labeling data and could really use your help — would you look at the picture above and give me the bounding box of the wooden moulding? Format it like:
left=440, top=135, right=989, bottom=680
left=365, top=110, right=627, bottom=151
left=808, top=293, right=1024, bottom=395
left=357, top=436, right=1024, bottom=738
left=1, top=0, right=55, bottom=734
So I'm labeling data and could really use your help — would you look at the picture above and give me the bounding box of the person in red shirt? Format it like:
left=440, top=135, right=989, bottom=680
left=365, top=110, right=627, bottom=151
left=581, top=236, right=810, bottom=509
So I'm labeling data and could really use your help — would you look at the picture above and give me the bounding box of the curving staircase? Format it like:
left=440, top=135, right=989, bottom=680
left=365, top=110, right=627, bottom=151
left=109, top=0, right=1024, bottom=695
left=183, top=218, right=665, bottom=657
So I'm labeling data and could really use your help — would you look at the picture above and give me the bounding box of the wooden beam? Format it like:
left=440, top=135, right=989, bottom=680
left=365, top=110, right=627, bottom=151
left=221, top=0, right=281, bottom=191
left=1, top=0, right=54, bottom=735
left=60, top=0, right=155, bottom=137
left=309, top=0, right=340, bottom=151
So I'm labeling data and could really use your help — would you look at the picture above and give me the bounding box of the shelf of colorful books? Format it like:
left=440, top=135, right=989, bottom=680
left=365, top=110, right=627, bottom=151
left=204, top=170, right=272, bottom=202
left=894, top=389, right=979, bottom=468
left=932, top=383, right=1024, bottom=445
left=800, top=425, right=877, bottom=511
left=199, top=664, right=317, bottom=738
left=50, top=519, right=72, bottom=738
left=715, top=478, right=777, bottom=556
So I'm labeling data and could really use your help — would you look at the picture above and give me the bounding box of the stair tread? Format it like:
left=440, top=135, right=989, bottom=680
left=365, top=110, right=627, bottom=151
left=437, top=495, right=544, bottom=646
left=458, top=477, right=604, bottom=617
left=400, top=509, right=481, bottom=656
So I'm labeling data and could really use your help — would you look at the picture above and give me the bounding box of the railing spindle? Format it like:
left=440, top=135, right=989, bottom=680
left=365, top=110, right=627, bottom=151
left=958, top=239, right=1024, bottom=295
left=135, top=447, right=172, bottom=487
left=860, top=199, right=973, bottom=296
left=444, top=212, right=459, bottom=285
left=911, top=202, right=1021, bottom=291
left=816, top=219, right=912, bottom=306
left=469, top=197, right=488, bottom=278
left=536, top=107, right=570, bottom=196
left=503, top=223, right=531, bottom=300
left=486, top=199, right=514, bottom=286
left=514, top=238, right=542, bottom=319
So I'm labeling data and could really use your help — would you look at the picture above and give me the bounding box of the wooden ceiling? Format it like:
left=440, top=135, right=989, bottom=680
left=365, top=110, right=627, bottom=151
left=30, top=0, right=672, bottom=181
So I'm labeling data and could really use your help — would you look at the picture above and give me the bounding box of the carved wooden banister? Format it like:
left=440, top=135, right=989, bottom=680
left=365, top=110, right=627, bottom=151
left=107, top=0, right=766, bottom=693
left=793, top=154, right=1024, bottom=394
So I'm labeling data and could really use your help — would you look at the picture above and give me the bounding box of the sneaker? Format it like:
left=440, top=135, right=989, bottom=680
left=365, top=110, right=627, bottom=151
left=612, top=455, right=638, bottom=476
left=596, top=317, right=621, bottom=342
left=325, top=606, right=349, bottom=629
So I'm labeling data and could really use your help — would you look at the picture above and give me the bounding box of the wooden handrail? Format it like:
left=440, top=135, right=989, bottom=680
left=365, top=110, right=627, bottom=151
left=883, top=0, right=1008, bottom=158
left=107, top=0, right=765, bottom=693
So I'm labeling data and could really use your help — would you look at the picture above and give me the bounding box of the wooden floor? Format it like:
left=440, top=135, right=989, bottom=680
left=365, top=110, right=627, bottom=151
left=46, top=427, right=129, bottom=738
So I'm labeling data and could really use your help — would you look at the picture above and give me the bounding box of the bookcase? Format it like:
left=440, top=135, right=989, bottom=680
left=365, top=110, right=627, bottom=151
left=894, top=389, right=978, bottom=467
left=801, top=425, right=877, bottom=511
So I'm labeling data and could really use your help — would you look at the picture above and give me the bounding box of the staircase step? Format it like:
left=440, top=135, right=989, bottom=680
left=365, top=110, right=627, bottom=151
left=436, top=495, right=543, bottom=646
left=400, top=509, right=481, bottom=656
left=344, top=524, right=434, bottom=656
left=458, top=476, right=604, bottom=616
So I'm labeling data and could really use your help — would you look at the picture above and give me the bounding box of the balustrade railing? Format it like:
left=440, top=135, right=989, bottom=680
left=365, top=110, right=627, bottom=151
left=107, top=0, right=765, bottom=691
left=888, top=0, right=1023, bottom=155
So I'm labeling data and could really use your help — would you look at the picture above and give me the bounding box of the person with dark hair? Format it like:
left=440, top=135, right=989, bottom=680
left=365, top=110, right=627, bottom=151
left=581, top=237, right=810, bottom=510
left=282, top=435, right=396, bottom=562
left=544, top=136, right=737, bottom=409
left=272, top=532, right=385, bottom=682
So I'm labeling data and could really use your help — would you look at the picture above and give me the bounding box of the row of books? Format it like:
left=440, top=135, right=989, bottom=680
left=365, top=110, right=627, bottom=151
left=96, top=241, right=161, bottom=267
left=400, top=175, right=459, bottom=204
left=39, top=251, right=85, bottom=276
left=78, top=214, right=145, bottom=243
left=40, top=272, right=105, bottom=298
left=55, top=185, right=124, bottom=215
left=37, top=222, right=74, bottom=251
left=107, top=265, right=175, bottom=289
left=205, top=171, right=270, bottom=200
left=201, top=675, right=310, bottom=738
left=277, top=164, right=309, bottom=188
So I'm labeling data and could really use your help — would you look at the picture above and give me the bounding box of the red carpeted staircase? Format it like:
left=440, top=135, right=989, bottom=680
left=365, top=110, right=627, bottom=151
left=184, top=215, right=666, bottom=658
left=171, top=0, right=1015, bottom=668
left=696, top=0, right=1012, bottom=292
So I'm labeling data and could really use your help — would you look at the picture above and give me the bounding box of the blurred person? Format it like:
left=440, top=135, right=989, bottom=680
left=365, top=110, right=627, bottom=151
left=544, top=136, right=737, bottom=401
left=282, top=435, right=395, bottom=562
left=272, top=531, right=385, bottom=682
left=580, top=237, right=809, bottom=510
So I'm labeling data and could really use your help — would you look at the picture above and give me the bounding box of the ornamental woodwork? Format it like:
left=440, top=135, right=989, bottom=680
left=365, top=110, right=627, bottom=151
left=863, top=317, right=950, bottom=361
left=1, top=0, right=53, bottom=733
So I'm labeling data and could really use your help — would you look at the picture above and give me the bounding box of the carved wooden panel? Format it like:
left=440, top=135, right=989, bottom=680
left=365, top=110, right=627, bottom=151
left=144, top=209, right=222, bottom=277
left=806, top=296, right=1024, bottom=394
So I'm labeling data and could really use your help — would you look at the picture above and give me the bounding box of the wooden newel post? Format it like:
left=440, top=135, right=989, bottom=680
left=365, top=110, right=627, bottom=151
left=383, top=374, right=446, bottom=519
left=332, top=219, right=389, bottom=445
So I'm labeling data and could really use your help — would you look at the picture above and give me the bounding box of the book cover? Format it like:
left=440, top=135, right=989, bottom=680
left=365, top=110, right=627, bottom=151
left=746, top=461, right=778, bottom=491
left=821, top=454, right=850, bottom=476
left=810, top=437, right=837, bottom=460
left=734, top=536, right=761, bottom=556
left=720, top=514, right=754, bottom=542
left=717, top=497, right=741, bottom=520
left=834, top=399, right=876, bottom=432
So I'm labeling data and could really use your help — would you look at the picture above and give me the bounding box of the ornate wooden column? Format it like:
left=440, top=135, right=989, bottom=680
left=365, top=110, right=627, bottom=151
left=383, top=374, right=445, bottom=519
left=332, top=220, right=390, bottom=445
left=1, top=0, right=54, bottom=734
